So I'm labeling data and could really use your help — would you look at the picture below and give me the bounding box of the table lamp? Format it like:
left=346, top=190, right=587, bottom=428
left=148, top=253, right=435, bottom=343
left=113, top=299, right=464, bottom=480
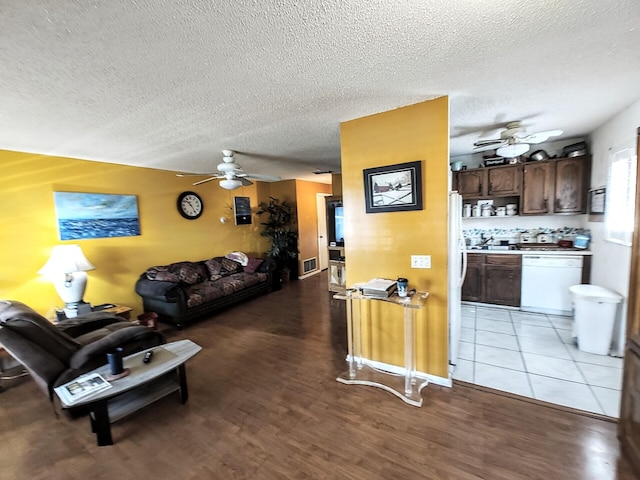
left=38, top=245, right=95, bottom=318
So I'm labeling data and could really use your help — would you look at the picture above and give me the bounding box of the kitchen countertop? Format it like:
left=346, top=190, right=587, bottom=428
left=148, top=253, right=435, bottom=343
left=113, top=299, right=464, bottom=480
left=466, top=248, right=592, bottom=256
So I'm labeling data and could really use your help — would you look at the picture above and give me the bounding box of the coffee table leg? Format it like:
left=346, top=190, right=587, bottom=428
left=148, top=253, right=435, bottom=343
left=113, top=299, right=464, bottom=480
left=91, top=400, right=113, bottom=446
left=177, top=364, right=188, bottom=404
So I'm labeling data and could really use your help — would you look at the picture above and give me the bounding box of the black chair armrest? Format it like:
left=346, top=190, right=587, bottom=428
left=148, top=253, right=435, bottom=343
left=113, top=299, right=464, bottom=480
left=68, top=326, right=165, bottom=371
left=135, top=277, right=182, bottom=302
left=56, top=312, right=124, bottom=338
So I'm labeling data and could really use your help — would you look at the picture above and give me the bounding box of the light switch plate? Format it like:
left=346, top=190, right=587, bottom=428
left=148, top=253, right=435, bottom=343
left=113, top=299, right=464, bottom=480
left=411, top=255, right=431, bottom=269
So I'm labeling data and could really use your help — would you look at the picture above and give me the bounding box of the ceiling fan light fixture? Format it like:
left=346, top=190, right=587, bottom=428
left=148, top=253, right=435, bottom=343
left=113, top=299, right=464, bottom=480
left=219, top=179, right=243, bottom=190
left=497, top=143, right=530, bottom=158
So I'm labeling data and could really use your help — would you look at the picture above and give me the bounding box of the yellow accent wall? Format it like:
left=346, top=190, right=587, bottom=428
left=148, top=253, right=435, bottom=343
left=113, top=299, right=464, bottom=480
left=340, top=97, right=449, bottom=377
left=295, top=180, right=332, bottom=273
left=0, top=150, right=327, bottom=319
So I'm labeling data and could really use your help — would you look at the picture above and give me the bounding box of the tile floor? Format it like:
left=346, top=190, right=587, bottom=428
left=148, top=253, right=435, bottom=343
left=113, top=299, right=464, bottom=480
left=452, top=303, right=624, bottom=417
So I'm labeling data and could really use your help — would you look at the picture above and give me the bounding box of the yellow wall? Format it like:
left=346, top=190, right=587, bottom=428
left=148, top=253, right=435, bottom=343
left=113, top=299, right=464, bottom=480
left=1, top=150, right=276, bottom=318
left=340, top=97, right=450, bottom=377
left=295, top=180, right=332, bottom=274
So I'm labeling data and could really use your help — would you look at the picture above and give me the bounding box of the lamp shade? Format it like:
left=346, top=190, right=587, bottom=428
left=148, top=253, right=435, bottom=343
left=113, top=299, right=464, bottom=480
left=219, top=179, right=243, bottom=190
left=497, top=143, right=530, bottom=158
left=38, top=245, right=95, bottom=276
left=38, top=245, right=94, bottom=315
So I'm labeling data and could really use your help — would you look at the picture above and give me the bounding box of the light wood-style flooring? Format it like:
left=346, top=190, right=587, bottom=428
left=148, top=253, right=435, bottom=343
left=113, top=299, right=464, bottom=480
left=0, top=272, right=637, bottom=479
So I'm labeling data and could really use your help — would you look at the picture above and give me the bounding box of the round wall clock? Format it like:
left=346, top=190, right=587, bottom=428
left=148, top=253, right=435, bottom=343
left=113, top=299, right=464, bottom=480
left=177, top=191, right=203, bottom=220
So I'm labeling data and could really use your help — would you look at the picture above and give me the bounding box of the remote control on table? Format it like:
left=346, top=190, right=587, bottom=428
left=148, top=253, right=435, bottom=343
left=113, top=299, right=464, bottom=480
left=143, top=351, right=153, bottom=363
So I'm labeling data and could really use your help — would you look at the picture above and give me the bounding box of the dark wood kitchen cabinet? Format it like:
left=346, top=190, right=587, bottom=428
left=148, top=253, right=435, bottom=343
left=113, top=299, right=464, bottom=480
left=462, top=253, right=521, bottom=307
left=487, top=165, right=521, bottom=197
left=454, top=165, right=521, bottom=198
left=522, top=161, right=554, bottom=214
left=484, top=255, right=521, bottom=306
left=521, top=156, right=591, bottom=215
left=554, top=157, right=590, bottom=213
left=462, top=254, right=483, bottom=302
left=456, top=169, right=486, bottom=197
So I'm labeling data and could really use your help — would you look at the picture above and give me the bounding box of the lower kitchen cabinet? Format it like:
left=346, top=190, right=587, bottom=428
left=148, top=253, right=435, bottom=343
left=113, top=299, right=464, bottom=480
left=462, top=253, right=522, bottom=307
left=462, top=254, right=483, bottom=302
left=485, top=255, right=521, bottom=306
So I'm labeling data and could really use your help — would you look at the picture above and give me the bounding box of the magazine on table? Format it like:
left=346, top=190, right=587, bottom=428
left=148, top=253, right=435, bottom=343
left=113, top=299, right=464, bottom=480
left=55, top=373, right=112, bottom=404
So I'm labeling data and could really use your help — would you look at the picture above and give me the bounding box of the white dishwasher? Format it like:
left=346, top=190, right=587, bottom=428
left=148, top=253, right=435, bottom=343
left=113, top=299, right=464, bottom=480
left=521, top=255, right=583, bottom=315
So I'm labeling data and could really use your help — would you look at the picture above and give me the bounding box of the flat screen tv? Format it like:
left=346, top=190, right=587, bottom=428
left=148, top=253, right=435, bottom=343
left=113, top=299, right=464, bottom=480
left=327, top=200, right=344, bottom=246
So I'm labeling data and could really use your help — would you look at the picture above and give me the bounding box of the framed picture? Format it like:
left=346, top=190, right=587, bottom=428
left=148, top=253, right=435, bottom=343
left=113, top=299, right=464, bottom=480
left=234, top=196, right=252, bottom=225
left=53, top=192, right=141, bottom=240
left=363, top=160, right=423, bottom=213
left=589, top=187, right=606, bottom=214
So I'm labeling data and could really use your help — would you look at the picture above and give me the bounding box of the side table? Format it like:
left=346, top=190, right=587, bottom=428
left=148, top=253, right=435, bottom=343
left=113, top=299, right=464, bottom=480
left=335, top=288, right=430, bottom=407
left=96, top=305, right=133, bottom=320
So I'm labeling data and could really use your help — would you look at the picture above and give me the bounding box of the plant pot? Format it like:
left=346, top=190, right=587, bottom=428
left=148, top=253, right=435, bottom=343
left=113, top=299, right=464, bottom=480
left=280, top=268, right=290, bottom=284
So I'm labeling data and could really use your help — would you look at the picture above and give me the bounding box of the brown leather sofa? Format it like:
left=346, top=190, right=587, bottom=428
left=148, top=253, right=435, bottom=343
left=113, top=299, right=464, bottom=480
left=0, top=300, right=165, bottom=402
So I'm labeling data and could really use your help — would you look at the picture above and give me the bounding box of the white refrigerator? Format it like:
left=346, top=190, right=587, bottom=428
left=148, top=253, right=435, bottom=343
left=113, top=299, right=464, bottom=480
left=448, top=191, right=467, bottom=366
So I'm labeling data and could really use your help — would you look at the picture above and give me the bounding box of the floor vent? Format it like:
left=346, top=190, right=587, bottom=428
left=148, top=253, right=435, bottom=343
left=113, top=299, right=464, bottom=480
left=302, top=257, right=318, bottom=274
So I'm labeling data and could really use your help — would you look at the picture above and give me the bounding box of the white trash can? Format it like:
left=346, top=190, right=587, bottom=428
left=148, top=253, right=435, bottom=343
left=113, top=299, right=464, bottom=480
left=569, top=285, right=623, bottom=355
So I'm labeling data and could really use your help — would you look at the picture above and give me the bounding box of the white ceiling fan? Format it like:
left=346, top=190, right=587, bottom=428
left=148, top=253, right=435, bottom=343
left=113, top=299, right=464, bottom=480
left=473, top=121, right=563, bottom=158
left=176, top=150, right=281, bottom=190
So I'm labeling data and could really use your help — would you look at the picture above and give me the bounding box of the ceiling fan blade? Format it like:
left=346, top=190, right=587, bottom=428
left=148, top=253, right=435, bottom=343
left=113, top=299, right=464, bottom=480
left=238, top=173, right=282, bottom=182
left=473, top=139, right=506, bottom=148
left=176, top=172, right=217, bottom=177
left=239, top=177, right=254, bottom=186
left=192, top=176, right=220, bottom=186
left=519, top=129, right=564, bottom=144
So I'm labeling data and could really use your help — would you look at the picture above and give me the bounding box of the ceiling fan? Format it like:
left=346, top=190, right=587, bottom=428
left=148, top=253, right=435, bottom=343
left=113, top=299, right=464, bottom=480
left=176, top=150, right=281, bottom=190
left=473, top=121, right=563, bottom=158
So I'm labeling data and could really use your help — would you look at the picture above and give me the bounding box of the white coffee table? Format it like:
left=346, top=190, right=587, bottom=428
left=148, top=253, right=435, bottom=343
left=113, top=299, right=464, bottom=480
left=55, top=339, right=201, bottom=446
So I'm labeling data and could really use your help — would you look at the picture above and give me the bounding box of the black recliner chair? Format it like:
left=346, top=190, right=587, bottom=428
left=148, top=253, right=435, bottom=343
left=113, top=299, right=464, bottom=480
left=0, top=300, right=165, bottom=402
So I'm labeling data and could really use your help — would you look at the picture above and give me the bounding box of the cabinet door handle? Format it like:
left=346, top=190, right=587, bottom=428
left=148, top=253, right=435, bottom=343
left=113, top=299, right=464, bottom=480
left=544, top=198, right=548, bottom=212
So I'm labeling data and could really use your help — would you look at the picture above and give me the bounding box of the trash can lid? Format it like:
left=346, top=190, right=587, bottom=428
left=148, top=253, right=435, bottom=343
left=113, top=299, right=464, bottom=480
left=569, top=284, right=623, bottom=303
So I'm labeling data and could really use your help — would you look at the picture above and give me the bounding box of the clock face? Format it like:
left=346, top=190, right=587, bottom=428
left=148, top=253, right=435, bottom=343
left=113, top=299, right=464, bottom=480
left=177, top=191, right=203, bottom=220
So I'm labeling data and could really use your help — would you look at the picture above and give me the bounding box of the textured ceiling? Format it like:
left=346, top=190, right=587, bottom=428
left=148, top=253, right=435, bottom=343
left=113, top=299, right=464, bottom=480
left=1, top=1, right=639, bottom=184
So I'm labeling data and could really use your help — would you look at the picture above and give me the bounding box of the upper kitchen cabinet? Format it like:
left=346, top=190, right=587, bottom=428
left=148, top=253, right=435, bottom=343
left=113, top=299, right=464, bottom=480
left=521, top=155, right=591, bottom=215
left=554, top=156, right=590, bottom=213
left=455, top=169, right=486, bottom=197
left=487, top=165, right=521, bottom=196
left=522, top=161, right=554, bottom=214
left=454, top=164, right=521, bottom=198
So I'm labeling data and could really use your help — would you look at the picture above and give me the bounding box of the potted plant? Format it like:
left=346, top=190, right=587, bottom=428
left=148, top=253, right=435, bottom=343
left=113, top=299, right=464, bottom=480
left=257, top=197, right=299, bottom=288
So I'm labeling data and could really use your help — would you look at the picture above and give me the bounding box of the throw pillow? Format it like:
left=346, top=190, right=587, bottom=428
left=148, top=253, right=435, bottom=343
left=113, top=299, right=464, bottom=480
left=145, top=262, right=207, bottom=285
left=205, top=257, right=243, bottom=278
left=244, top=257, right=264, bottom=273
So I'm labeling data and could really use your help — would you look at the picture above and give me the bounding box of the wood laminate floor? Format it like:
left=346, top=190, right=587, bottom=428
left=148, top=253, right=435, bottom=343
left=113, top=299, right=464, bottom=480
left=0, top=272, right=636, bottom=479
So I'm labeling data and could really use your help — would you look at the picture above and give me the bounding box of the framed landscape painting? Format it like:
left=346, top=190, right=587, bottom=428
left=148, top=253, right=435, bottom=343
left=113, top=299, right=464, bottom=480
left=53, top=192, right=141, bottom=240
left=363, top=160, right=423, bottom=213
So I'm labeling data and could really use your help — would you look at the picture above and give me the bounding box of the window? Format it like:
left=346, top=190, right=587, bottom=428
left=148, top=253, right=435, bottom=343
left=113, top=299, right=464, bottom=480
left=605, top=147, right=637, bottom=245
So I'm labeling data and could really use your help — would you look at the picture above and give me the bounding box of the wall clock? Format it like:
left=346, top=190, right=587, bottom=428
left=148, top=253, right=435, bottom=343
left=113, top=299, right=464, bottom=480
left=177, top=191, right=203, bottom=220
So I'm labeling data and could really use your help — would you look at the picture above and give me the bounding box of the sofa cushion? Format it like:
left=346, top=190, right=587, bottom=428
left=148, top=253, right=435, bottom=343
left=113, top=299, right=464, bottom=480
left=145, top=262, right=208, bottom=285
left=204, top=257, right=243, bottom=278
left=243, top=257, right=264, bottom=273
left=184, top=272, right=268, bottom=307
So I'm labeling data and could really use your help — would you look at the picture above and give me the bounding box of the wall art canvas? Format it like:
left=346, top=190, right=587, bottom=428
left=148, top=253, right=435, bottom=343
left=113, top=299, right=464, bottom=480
left=54, top=192, right=141, bottom=240
left=363, top=160, right=423, bottom=213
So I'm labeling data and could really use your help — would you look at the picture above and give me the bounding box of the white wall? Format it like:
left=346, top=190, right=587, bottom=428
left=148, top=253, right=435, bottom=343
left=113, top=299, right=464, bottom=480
left=589, top=98, right=640, bottom=356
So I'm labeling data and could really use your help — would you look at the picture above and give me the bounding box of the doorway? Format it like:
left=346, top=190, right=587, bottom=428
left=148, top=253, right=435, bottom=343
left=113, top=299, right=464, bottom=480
left=316, top=193, right=330, bottom=270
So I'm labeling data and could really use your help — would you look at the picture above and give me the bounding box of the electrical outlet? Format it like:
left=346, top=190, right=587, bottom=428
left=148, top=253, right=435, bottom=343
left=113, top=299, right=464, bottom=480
left=411, top=255, right=431, bottom=269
